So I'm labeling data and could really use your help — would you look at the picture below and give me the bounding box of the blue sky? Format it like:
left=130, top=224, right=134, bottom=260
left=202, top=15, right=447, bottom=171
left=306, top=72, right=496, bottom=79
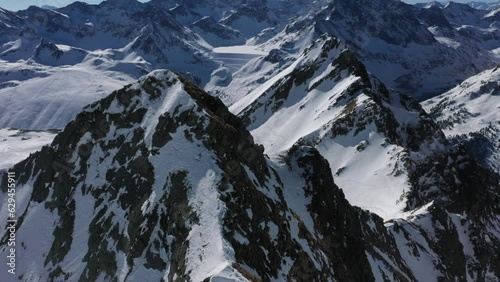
left=0, top=0, right=495, bottom=12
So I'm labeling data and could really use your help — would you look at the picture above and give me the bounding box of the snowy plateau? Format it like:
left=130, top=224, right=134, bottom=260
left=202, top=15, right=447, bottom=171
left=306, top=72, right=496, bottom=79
left=0, top=0, right=499, bottom=281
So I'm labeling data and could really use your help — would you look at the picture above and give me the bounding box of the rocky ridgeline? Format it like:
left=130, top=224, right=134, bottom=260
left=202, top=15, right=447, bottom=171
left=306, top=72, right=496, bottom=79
left=233, top=34, right=500, bottom=280
left=0, top=66, right=498, bottom=281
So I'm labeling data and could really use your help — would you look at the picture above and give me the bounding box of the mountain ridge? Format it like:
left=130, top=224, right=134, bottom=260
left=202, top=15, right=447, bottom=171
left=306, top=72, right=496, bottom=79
left=2, top=68, right=499, bottom=281
left=0, top=69, right=414, bottom=281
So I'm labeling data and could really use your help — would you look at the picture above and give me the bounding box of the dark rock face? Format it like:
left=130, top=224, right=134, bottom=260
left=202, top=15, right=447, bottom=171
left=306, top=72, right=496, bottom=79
left=289, top=146, right=416, bottom=281
left=388, top=200, right=500, bottom=281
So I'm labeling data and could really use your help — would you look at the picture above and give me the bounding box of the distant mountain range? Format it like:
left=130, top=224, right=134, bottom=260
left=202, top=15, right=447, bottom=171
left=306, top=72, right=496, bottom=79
left=415, top=1, right=500, bottom=10
left=0, top=0, right=496, bottom=130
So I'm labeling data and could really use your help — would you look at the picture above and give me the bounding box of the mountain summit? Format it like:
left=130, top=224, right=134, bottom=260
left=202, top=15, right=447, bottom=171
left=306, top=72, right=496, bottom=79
left=0, top=70, right=403, bottom=281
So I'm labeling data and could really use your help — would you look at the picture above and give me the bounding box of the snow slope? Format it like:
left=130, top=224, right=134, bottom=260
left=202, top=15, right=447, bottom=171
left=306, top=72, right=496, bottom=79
left=0, top=61, right=134, bottom=130
left=0, top=128, right=57, bottom=171
left=422, top=66, right=500, bottom=173
left=231, top=35, right=449, bottom=220
left=211, top=45, right=267, bottom=73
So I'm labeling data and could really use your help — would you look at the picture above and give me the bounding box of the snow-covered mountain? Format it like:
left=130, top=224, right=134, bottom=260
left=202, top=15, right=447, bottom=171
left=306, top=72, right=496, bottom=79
left=414, top=2, right=500, bottom=51
left=414, top=1, right=446, bottom=9
left=422, top=66, right=500, bottom=174
left=230, top=34, right=495, bottom=219
left=0, top=1, right=218, bottom=130
left=0, top=69, right=413, bottom=281
left=10, top=2, right=214, bottom=74
left=416, top=1, right=500, bottom=10
left=0, top=0, right=329, bottom=131
left=232, top=35, right=500, bottom=279
left=1, top=0, right=498, bottom=130
left=1, top=69, right=499, bottom=281
left=0, top=1, right=499, bottom=281
left=251, top=0, right=499, bottom=100
left=467, top=1, right=500, bottom=10
left=149, top=0, right=326, bottom=35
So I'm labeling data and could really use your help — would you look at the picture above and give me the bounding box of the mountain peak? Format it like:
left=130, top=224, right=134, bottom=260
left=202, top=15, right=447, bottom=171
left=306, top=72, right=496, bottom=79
left=0, top=69, right=413, bottom=281
left=1, top=69, right=269, bottom=280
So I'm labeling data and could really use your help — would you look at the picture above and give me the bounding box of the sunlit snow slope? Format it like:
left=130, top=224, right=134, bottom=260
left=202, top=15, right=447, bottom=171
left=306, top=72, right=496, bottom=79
left=0, top=128, right=57, bottom=170
left=231, top=35, right=451, bottom=220
left=422, top=66, right=500, bottom=173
